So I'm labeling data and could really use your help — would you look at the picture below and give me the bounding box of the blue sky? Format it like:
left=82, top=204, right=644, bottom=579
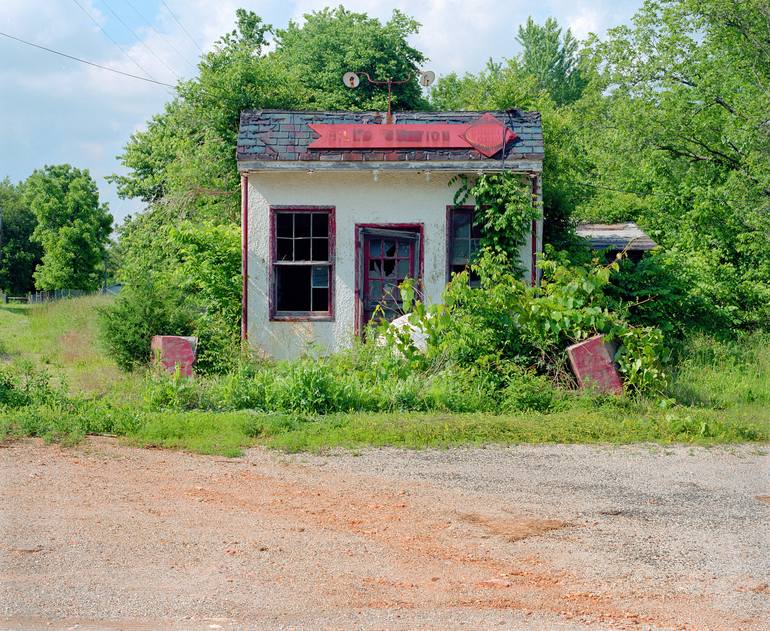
left=0, top=1, right=643, bottom=225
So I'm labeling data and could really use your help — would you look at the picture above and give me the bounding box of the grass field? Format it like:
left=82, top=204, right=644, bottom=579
left=1, top=296, right=768, bottom=455
left=0, top=297, right=144, bottom=398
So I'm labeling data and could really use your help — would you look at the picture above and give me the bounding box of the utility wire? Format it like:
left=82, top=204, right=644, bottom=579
left=123, top=0, right=198, bottom=69
left=99, top=0, right=180, bottom=81
left=0, top=31, right=175, bottom=88
left=70, top=0, right=158, bottom=83
left=159, top=0, right=203, bottom=53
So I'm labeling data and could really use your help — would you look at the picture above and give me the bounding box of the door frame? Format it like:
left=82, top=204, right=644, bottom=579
left=354, top=222, right=424, bottom=336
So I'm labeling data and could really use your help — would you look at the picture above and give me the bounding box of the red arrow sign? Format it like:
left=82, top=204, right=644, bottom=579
left=308, top=113, right=517, bottom=157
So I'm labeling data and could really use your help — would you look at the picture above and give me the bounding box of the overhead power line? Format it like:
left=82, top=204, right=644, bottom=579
left=160, top=0, right=203, bottom=53
left=70, top=0, right=158, bottom=83
left=123, top=0, right=198, bottom=69
left=100, top=0, right=180, bottom=81
left=0, top=31, right=175, bottom=88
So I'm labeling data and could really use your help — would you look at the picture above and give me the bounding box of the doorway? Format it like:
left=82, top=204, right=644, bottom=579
left=356, top=225, right=422, bottom=330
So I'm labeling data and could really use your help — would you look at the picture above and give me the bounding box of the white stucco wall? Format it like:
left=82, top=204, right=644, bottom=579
left=246, top=170, right=541, bottom=359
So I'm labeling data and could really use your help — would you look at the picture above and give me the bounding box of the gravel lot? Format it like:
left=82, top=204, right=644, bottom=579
left=1, top=438, right=768, bottom=630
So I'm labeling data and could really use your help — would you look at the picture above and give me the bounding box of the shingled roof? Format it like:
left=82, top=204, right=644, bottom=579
left=237, top=110, right=543, bottom=171
left=576, top=223, right=657, bottom=251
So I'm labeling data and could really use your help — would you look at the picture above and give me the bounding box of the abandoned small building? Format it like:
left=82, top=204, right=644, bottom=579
left=576, top=222, right=657, bottom=262
left=236, top=110, right=544, bottom=359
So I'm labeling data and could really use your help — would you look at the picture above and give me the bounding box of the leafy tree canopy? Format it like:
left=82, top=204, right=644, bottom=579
left=111, top=6, right=427, bottom=221
left=0, top=178, right=42, bottom=294
left=23, top=165, right=112, bottom=291
left=273, top=6, right=426, bottom=111
left=430, top=26, right=594, bottom=250
left=516, top=17, right=587, bottom=106
left=575, top=0, right=770, bottom=329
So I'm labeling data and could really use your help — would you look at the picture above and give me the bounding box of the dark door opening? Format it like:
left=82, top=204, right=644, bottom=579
left=357, top=226, right=421, bottom=329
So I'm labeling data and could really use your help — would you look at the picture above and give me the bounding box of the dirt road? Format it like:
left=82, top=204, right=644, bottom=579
left=1, top=438, right=767, bottom=630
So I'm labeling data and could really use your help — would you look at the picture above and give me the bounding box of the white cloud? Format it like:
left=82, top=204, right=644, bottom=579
left=0, top=0, right=642, bottom=224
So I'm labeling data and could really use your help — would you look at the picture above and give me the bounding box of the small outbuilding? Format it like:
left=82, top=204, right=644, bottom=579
left=576, top=222, right=657, bottom=261
left=237, top=109, right=544, bottom=359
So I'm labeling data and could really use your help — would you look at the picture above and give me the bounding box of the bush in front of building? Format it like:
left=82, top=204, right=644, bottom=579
left=387, top=250, right=667, bottom=396
left=99, top=221, right=242, bottom=375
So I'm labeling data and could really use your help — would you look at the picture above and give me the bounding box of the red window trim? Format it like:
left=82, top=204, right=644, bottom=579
left=354, top=222, right=424, bottom=336
left=269, top=205, right=336, bottom=322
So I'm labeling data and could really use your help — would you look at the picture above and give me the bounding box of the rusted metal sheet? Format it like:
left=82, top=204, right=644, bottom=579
left=308, top=114, right=517, bottom=157
left=566, top=335, right=623, bottom=395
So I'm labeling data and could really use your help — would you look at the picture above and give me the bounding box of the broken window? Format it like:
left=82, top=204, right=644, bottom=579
left=448, top=208, right=482, bottom=287
left=272, top=208, right=333, bottom=317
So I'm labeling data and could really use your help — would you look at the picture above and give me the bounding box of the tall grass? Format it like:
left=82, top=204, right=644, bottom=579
left=0, top=297, right=768, bottom=455
left=669, top=332, right=770, bottom=409
left=0, top=297, right=144, bottom=398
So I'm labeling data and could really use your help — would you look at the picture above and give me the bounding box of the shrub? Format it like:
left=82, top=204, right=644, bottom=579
left=0, top=361, right=63, bottom=408
left=98, top=279, right=194, bottom=371
left=144, top=366, right=212, bottom=411
left=386, top=251, right=666, bottom=395
left=500, top=367, right=558, bottom=412
left=272, top=359, right=358, bottom=414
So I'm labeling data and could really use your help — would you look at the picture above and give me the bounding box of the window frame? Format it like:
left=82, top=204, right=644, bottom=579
left=269, top=206, right=335, bottom=321
left=446, top=205, right=482, bottom=285
left=354, top=222, right=424, bottom=336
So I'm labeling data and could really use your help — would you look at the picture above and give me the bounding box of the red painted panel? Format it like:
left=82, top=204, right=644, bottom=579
left=566, top=335, right=623, bottom=395
left=309, top=114, right=517, bottom=157
left=151, top=336, right=197, bottom=377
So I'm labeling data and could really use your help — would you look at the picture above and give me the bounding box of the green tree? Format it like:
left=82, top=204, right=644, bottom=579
left=110, top=10, right=302, bottom=218
left=516, top=17, right=587, bottom=106
left=23, top=165, right=112, bottom=291
left=273, top=6, right=427, bottom=112
left=430, top=21, right=593, bottom=250
left=0, top=178, right=42, bottom=294
left=112, top=7, right=427, bottom=221
left=575, top=0, right=770, bottom=331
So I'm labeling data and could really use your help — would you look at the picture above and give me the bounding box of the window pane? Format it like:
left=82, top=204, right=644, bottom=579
left=311, top=288, right=329, bottom=311
left=452, top=238, right=469, bottom=263
left=470, top=239, right=481, bottom=258
left=383, top=281, right=398, bottom=298
left=369, top=239, right=381, bottom=257
left=368, top=259, right=382, bottom=276
left=294, top=238, right=311, bottom=261
left=295, top=213, right=311, bottom=237
left=312, top=238, right=328, bottom=262
left=312, top=213, right=328, bottom=237
left=276, top=266, right=311, bottom=311
left=276, top=213, right=293, bottom=238
left=369, top=280, right=383, bottom=301
left=397, top=259, right=410, bottom=278
left=397, top=241, right=410, bottom=257
left=471, top=219, right=483, bottom=239
left=383, top=259, right=396, bottom=278
left=277, top=238, right=293, bottom=261
left=311, top=265, right=328, bottom=288
left=453, top=213, right=470, bottom=239
left=384, top=240, right=396, bottom=257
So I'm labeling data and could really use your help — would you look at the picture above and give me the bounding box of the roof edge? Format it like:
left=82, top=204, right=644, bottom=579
left=238, top=159, right=544, bottom=173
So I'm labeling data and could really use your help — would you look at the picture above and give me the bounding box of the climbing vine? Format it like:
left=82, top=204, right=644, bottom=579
left=450, top=172, right=540, bottom=277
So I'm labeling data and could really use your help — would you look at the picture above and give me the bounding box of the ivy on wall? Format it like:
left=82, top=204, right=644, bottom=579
left=450, top=172, right=541, bottom=277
